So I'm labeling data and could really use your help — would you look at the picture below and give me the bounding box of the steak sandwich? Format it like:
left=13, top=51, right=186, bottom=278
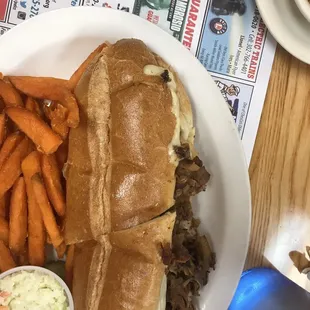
left=72, top=213, right=175, bottom=310
left=65, top=39, right=215, bottom=310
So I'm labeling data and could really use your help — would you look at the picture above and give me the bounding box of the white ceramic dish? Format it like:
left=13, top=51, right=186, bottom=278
left=295, top=0, right=310, bottom=22
left=256, top=0, right=310, bottom=64
left=0, top=7, right=251, bottom=309
left=0, top=266, right=74, bottom=309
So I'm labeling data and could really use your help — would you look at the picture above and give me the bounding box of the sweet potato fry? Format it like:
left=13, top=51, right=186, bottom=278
left=31, top=173, right=63, bottom=248
left=46, top=234, right=52, bottom=245
left=0, top=79, right=23, bottom=108
left=21, top=151, right=45, bottom=266
left=0, top=240, right=16, bottom=272
left=51, top=121, right=69, bottom=140
left=41, top=154, right=66, bottom=217
left=0, top=72, right=3, bottom=80
left=0, top=137, right=29, bottom=199
left=0, top=114, right=6, bottom=146
left=9, top=177, right=27, bottom=255
left=0, top=98, right=5, bottom=112
left=68, top=43, right=107, bottom=90
left=6, top=107, right=62, bottom=154
left=9, top=76, right=69, bottom=98
left=0, top=132, right=23, bottom=170
left=0, top=197, right=5, bottom=218
left=58, top=92, right=79, bottom=129
left=25, top=97, right=42, bottom=117
left=0, top=217, right=8, bottom=244
left=55, top=138, right=68, bottom=171
left=56, top=242, right=66, bottom=259
left=18, top=246, right=29, bottom=266
left=43, top=102, right=69, bottom=140
left=43, top=101, right=67, bottom=122
left=58, top=215, right=65, bottom=233
left=9, top=76, right=79, bottom=128
left=65, top=244, right=74, bottom=290
left=0, top=193, right=10, bottom=220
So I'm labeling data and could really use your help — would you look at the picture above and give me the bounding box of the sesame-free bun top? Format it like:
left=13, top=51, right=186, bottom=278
left=65, top=39, right=194, bottom=244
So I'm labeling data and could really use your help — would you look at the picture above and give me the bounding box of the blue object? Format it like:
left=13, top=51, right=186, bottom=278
left=228, top=268, right=310, bottom=310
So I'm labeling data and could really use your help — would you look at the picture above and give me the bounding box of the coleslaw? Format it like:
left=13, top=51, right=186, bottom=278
left=0, top=270, right=69, bottom=310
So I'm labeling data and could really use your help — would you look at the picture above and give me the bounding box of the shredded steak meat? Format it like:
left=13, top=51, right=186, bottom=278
left=165, top=144, right=216, bottom=310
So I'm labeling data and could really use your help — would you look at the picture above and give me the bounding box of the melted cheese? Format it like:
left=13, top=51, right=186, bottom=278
left=157, top=275, right=167, bottom=310
left=143, top=65, right=181, bottom=164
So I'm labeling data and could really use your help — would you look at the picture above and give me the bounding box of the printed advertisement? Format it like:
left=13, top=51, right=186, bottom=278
left=197, top=1, right=267, bottom=82
left=211, top=76, right=253, bottom=138
left=133, top=0, right=208, bottom=54
left=0, top=0, right=132, bottom=27
left=83, top=0, right=134, bottom=12
left=0, top=0, right=277, bottom=163
left=0, top=0, right=80, bottom=26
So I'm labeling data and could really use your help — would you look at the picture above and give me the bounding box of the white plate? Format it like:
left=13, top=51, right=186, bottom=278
left=295, top=0, right=310, bottom=22
left=256, top=0, right=310, bottom=64
left=0, top=7, right=251, bottom=310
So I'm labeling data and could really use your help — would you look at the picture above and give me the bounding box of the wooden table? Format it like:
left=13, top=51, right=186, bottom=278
left=246, top=45, right=310, bottom=291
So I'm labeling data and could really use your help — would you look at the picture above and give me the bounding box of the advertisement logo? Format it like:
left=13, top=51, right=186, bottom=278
left=211, top=0, right=247, bottom=16
left=214, top=80, right=240, bottom=121
left=209, top=18, right=227, bottom=35
left=17, top=11, right=26, bottom=20
left=20, top=1, right=27, bottom=8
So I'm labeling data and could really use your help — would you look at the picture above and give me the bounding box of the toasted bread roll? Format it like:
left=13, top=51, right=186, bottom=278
left=72, top=212, right=175, bottom=310
left=65, top=39, right=194, bottom=244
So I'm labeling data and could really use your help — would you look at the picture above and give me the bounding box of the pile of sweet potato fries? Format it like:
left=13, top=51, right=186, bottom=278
left=0, top=42, right=107, bottom=287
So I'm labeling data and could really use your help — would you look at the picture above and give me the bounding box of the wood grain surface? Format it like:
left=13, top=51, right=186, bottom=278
left=246, top=45, right=310, bottom=291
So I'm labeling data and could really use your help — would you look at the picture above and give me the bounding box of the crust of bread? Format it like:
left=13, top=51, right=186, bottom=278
left=65, top=38, right=197, bottom=310
left=72, top=239, right=111, bottom=310
left=72, top=212, right=176, bottom=310
left=65, top=54, right=111, bottom=244
left=65, top=39, right=194, bottom=242
left=106, top=40, right=177, bottom=230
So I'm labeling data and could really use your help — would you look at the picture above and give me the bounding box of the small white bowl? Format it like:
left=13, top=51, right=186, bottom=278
left=0, top=266, right=74, bottom=309
left=295, top=0, right=310, bottom=22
